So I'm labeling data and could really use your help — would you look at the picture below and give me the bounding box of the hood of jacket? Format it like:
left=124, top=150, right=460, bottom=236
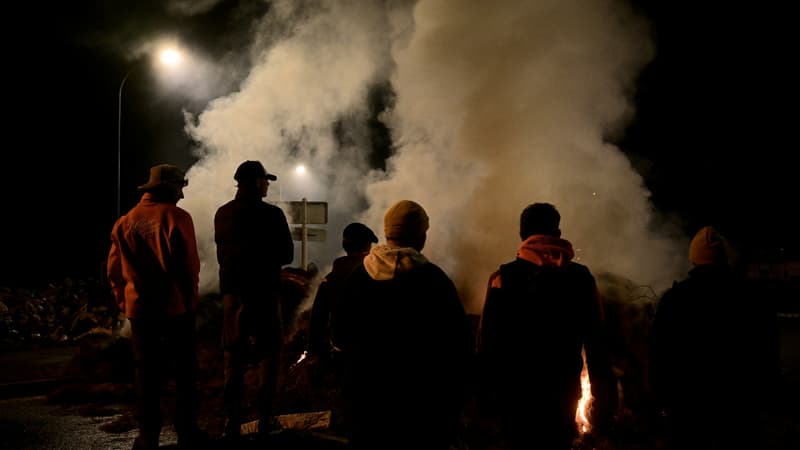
left=362, top=244, right=429, bottom=280
left=517, top=235, right=575, bottom=267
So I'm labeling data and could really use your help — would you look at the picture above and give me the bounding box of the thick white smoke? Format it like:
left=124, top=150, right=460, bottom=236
left=181, top=0, right=688, bottom=313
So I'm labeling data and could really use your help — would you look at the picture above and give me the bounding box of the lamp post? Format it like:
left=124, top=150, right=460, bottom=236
left=117, top=69, right=134, bottom=218
left=116, top=47, right=183, bottom=218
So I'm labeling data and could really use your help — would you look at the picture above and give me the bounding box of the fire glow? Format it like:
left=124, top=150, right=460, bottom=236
left=575, top=348, right=592, bottom=434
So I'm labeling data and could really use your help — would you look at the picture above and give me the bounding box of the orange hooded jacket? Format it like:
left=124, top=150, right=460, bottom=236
left=107, top=192, right=200, bottom=319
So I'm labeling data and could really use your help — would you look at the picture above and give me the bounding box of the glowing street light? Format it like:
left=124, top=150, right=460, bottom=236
left=159, top=48, right=181, bottom=66
left=277, top=164, right=309, bottom=201
left=116, top=47, right=183, bottom=217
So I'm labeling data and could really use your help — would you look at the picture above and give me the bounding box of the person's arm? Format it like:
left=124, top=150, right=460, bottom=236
left=308, top=276, right=332, bottom=355
left=277, top=209, right=294, bottom=266
left=583, top=276, right=619, bottom=430
left=330, top=266, right=362, bottom=355
left=437, top=269, right=474, bottom=375
left=107, top=222, right=125, bottom=313
left=170, top=209, right=201, bottom=312
left=647, top=286, right=677, bottom=406
left=749, top=279, right=781, bottom=404
left=476, top=270, right=502, bottom=362
left=475, top=270, right=503, bottom=413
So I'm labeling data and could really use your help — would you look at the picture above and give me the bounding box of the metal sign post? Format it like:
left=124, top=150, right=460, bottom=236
left=279, top=199, right=328, bottom=271
left=302, top=198, right=308, bottom=271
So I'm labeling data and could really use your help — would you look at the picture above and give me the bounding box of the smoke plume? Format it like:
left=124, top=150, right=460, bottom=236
left=181, top=0, right=688, bottom=313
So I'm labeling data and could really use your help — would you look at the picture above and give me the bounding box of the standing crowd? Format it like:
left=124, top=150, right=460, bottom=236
left=108, top=161, right=780, bottom=449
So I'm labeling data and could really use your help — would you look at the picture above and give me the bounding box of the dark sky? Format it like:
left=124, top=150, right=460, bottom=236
left=2, top=1, right=265, bottom=285
left=0, top=1, right=794, bottom=286
left=618, top=1, right=794, bottom=257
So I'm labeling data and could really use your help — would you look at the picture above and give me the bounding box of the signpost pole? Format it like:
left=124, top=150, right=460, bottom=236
left=282, top=199, right=327, bottom=271
left=301, top=197, right=308, bottom=270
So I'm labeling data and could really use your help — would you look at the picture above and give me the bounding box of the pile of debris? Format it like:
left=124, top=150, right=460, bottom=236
left=0, top=267, right=318, bottom=350
left=0, top=277, right=122, bottom=350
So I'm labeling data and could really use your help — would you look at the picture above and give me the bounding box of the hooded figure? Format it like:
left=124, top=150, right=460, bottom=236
left=649, top=226, right=779, bottom=450
left=332, top=200, right=474, bottom=450
left=476, top=202, right=619, bottom=450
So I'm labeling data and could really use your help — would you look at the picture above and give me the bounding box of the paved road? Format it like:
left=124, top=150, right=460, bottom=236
left=0, top=395, right=142, bottom=450
left=0, top=346, right=82, bottom=400
left=0, top=394, right=346, bottom=450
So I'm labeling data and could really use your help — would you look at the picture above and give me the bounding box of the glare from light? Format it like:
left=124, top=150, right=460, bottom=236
left=295, top=165, right=306, bottom=176
left=159, top=48, right=182, bottom=67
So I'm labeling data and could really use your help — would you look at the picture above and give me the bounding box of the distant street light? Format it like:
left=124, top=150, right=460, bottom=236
left=276, top=164, right=308, bottom=202
left=116, top=47, right=183, bottom=218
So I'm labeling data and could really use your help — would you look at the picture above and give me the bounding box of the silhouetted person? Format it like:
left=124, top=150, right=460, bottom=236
left=649, top=226, right=779, bottom=450
left=107, top=164, right=207, bottom=450
left=214, top=160, right=294, bottom=442
left=476, top=202, right=618, bottom=450
left=333, top=200, right=474, bottom=450
left=308, top=222, right=378, bottom=361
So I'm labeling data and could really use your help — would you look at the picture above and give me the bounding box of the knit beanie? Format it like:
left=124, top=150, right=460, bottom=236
left=384, top=200, right=429, bottom=243
left=689, top=226, right=727, bottom=265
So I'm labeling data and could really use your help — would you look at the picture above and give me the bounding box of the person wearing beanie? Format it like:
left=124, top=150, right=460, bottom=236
left=383, top=199, right=430, bottom=247
left=332, top=200, right=474, bottom=450
left=107, top=164, right=207, bottom=449
left=649, top=226, right=780, bottom=450
left=476, top=202, right=619, bottom=450
left=214, top=160, right=294, bottom=442
left=688, top=225, right=728, bottom=266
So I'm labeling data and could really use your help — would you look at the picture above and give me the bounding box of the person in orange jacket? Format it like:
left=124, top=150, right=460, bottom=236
left=107, top=164, right=206, bottom=450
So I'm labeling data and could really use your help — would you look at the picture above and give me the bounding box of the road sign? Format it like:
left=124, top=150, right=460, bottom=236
left=278, top=200, right=328, bottom=224
left=291, top=227, right=326, bottom=242
left=278, top=199, right=328, bottom=271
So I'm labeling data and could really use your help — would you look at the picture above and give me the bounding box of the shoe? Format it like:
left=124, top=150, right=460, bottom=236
left=177, top=429, right=209, bottom=449
left=132, top=434, right=158, bottom=450
left=224, top=418, right=241, bottom=439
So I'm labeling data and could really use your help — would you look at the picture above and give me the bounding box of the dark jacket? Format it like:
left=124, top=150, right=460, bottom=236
left=214, top=190, right=294, bottom=295
left=333, top=244, right=474, bottom=449
left=308, top=252, right=367, bottom=355
left=649, top=264, right=779, bottom=412
left=477, top=235, right=618, bottom=429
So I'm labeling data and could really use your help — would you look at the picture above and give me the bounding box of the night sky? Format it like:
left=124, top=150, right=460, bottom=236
left=0, top=1, right=793, bottom=289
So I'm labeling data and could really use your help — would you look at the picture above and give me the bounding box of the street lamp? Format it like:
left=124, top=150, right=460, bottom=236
left=116, top=48, right=183, bottom=217
left=275, top=164, right=308, bottom=201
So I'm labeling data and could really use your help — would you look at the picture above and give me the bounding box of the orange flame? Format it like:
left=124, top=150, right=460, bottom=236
left=575, top=347, right=592, bottom=434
